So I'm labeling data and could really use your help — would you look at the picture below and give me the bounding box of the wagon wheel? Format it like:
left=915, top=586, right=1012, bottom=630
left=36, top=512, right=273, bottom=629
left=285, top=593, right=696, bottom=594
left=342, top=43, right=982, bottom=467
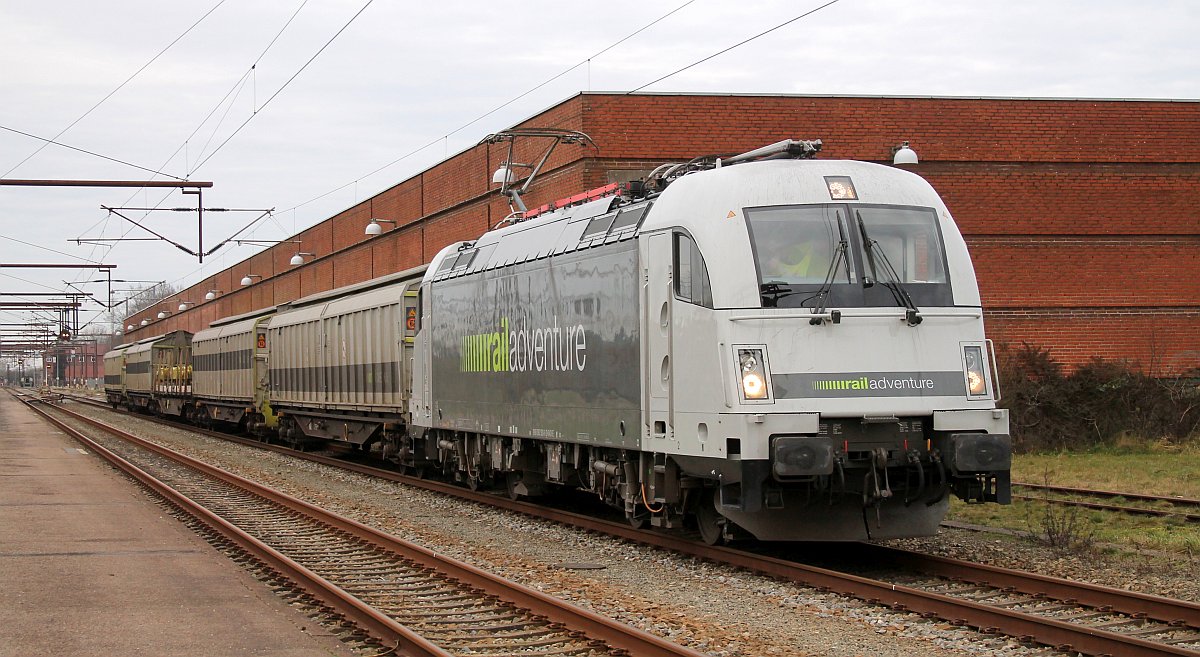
left=695, top=489, right=724, bottom=546
left=505, top=471, right=524, bottom=500
left=627, top=513, right=649, bottom=530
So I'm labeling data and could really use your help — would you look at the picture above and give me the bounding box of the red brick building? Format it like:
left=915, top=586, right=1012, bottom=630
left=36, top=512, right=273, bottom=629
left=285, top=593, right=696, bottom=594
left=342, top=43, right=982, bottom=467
left=124, top=93, right=1200, bottom=374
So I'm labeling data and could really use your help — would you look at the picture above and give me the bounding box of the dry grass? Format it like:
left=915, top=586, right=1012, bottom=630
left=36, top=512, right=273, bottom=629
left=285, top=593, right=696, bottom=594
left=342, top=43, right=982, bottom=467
left=947, top=446, right=1200, bottom=555
left=1011, top=443, right=1200, bottom=499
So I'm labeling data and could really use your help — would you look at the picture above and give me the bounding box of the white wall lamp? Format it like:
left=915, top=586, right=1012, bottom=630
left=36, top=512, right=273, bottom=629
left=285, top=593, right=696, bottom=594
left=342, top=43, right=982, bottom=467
left=140, top=319, right=149, bottom=326
left=289, top=252, right=316, bottom=266
left=204, top=289, right=222, bottom=301
left=177, top=301, right=194, bottom=312
left=892, top=141, right=919, bottom=165
left=364, top=218, right=397, bottom=236
left=240, top=274, right=262, bottom=286
left=157, top=310, right=170, bottom=319
left=126, top=324, right=134, bottom=331
left=491, top=163, right=520, bottom=185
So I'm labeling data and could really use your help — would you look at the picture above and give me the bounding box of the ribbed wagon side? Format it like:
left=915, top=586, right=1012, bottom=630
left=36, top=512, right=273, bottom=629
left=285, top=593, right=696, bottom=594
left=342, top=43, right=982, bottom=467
left=266, top=267, right=424, bottom=452
left=193, top=308, right=274, bottom=430
left=102, top=343, right=133, bottom=407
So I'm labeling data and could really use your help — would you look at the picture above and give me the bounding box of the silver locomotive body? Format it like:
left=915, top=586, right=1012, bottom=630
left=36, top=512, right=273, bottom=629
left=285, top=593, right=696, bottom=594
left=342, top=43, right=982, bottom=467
left=411, top=147, right=1011, bottom=542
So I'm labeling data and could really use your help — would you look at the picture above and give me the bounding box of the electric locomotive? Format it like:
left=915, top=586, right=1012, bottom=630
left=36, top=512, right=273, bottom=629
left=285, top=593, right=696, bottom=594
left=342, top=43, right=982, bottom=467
left=410, top=139, right=1010, bottom=542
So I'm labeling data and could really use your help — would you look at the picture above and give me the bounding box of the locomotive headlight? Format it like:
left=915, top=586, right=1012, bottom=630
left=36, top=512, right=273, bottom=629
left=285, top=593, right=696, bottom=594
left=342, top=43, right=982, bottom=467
left=963, top=345, right=988, bottom=397
left=743, top=372, right=766, bottom=398
left=737, top=348, right=770, bottom=401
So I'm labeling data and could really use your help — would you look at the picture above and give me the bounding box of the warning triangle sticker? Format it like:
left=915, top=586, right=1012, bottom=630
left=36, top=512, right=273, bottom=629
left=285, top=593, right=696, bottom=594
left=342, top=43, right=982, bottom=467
left=727, top=210, right=737, bottom=218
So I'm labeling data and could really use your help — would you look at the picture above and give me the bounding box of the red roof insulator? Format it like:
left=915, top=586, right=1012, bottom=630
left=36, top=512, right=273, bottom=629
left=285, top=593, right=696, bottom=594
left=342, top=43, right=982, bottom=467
left=591, top=182, right=620, bottom=199
left=521, top=183, right=624, bottom=221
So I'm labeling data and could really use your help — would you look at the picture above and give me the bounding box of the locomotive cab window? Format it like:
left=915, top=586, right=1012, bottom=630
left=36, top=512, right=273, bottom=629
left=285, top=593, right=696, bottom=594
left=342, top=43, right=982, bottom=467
left=746, top=205, right=853, bottom=309
left=674, top=232, right=713, bottom=308
left=854, top=207, right=947, bottom=284
left=746, top=203, right=953, bottom=309
left=854, top=205, right=953, bottom=308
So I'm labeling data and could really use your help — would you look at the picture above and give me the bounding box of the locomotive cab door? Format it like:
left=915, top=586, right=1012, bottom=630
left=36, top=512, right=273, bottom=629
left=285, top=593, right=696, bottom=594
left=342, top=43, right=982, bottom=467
left=642, top=232, right=674, bottom=443
left=410, top=283, right=433, bottom=427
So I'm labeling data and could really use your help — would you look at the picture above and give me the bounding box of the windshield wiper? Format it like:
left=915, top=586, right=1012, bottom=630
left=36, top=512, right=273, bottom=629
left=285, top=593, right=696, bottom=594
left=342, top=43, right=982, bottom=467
left=760, top=282, right=799, bottom=307
left=808, top=212, right=849, bottom=325
left=856, top=211, right=922, bottom=326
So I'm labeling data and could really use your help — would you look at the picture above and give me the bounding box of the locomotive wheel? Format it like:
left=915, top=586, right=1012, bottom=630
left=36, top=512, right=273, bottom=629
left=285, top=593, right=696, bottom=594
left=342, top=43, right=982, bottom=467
left=695, top=490, right=724, bottom=546
left=627, top=514, right=648, bottom=530
left=400, top=463, right=426, bottom=479
left=466, top=471, right=492, bottom=491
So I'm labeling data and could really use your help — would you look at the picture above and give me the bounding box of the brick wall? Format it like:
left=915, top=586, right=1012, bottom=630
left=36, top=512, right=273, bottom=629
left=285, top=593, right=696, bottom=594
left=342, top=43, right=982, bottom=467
left=986, top=310, right=1200, bottom=375
left=925, top=165, right=1200, bottom=236
left=969, top=238, right=1198, bottom=307
left=579, top=94, right=1200, bottom=163
left=122, top=93, right=1200, bottom=374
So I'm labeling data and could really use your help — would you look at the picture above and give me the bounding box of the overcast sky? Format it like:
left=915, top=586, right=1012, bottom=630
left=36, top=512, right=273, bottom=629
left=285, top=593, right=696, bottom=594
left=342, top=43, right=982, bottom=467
left=1, top=0, right=1196, bottom=340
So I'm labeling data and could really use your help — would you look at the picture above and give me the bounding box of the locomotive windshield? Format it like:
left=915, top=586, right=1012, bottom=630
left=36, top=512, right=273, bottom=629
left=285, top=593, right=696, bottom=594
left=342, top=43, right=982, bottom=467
left=747, top=204, right=952, bottom=309
left=855, top=206, right=948, bottom=284
left=750, top=205, right=850, bottom=286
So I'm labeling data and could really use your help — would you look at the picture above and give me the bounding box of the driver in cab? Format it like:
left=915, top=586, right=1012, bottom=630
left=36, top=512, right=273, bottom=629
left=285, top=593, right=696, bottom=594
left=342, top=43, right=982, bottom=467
left=762, top=237, right=832, bottom=283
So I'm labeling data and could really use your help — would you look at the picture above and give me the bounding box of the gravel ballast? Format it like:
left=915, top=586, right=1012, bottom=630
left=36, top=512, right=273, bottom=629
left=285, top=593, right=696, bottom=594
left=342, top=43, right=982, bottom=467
left=61, top=403, right=1200, bottom=657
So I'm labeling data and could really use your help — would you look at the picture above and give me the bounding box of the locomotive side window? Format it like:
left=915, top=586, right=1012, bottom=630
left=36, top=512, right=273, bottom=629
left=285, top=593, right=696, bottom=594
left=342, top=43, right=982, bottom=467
left=453, top=250, right=477, bottom=270
left=674, top=232, right=713, bottom=308
left=610, top=203, right=650, bottom=232
left=583, top=212, right=616, bottom=237
left=435, top=250, right=478, bottom=276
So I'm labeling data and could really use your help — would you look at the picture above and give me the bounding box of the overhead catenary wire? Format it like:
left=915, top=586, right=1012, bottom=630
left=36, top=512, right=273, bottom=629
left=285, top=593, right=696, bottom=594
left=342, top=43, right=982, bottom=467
left=190, top=0, right=376, bottom=174
left=70, top=0, right=313, bottom=276
left=185, top=0, right=311, bottom=174
left=1, top=1, right=228, bottom=179
left=0, top=125, right=186, bottom=181
left=0, top=235, right=106, bottom=264
left=626, top=0, right=843, bottom=94
left=32, top=0, right=697, bottom=309
left=35, top=0, right=819, bottom=332
left=63, top=0, right=314, bottom=305
left=273, top=0, right=700, bottom=222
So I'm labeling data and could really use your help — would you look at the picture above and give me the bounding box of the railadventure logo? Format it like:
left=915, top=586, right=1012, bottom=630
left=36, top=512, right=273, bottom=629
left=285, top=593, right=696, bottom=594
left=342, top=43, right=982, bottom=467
left=773, top=371, right=965, bottom=399
left=811, top=376, right=937, bottom=392
left=461, top=316, right=587, bottom=373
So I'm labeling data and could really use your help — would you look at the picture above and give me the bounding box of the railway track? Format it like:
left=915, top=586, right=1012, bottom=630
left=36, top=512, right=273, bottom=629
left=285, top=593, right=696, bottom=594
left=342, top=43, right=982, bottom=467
left=19, top=393, right=704, bottom=657
left=52, top=393, right=1200, bottom=656
left=1013, top=481, right=1200, bottom=522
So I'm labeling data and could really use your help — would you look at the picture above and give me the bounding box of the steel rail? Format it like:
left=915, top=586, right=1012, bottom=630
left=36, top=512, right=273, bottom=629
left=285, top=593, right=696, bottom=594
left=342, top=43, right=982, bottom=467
left=17, top=395, right=453, bottom=657
left=845, top=543, right=1200, bottom=628
left=1014, top=482, right=1200, bottom=508
left=1012, top=493, right=1200, bottom=522
left=59, top=394, right=1200, bottom=657
left=29, top=395, right=707, bottom=657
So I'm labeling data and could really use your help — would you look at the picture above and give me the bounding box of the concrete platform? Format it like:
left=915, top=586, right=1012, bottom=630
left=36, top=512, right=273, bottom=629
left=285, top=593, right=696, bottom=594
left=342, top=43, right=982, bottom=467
left=0, top=393, right=357, bottom=657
